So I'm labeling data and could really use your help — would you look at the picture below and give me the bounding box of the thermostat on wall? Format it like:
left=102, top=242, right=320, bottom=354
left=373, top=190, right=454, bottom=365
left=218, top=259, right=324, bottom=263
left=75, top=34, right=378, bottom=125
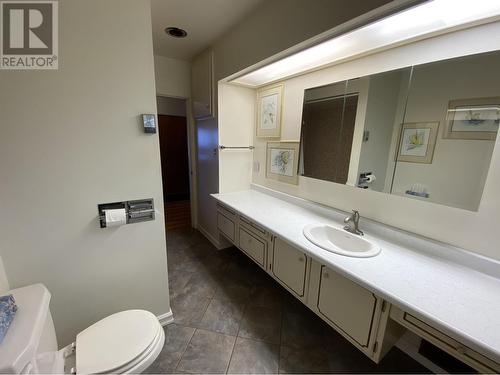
left=142, top=114, right=157, bottom=133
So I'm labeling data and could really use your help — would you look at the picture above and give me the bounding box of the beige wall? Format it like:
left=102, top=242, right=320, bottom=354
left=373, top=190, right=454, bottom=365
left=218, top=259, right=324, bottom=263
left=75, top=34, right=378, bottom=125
left=154, top=55, right=191, bottom=98
left=157, top=96, right=187, bottom=116
left=212, top=0, right=393, bottom=81
left=195, top=0, right=394, bottom=244
left=0, top=0, right=170, bottom=346
left=249, top=21, right=500, bottom=260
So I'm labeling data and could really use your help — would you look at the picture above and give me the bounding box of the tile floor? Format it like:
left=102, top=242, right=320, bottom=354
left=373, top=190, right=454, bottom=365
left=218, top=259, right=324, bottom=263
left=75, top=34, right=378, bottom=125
left=146, top=228, right=431, bottom=374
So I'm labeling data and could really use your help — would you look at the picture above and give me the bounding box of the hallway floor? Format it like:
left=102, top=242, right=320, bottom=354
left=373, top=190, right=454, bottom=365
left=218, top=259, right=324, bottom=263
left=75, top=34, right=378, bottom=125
left=146, top=228, right=431, bottom=374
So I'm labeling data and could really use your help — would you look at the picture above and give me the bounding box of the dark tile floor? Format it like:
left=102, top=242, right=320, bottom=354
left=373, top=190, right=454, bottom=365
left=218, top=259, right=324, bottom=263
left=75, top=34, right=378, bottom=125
left=146, top=228, right=431, bottom=374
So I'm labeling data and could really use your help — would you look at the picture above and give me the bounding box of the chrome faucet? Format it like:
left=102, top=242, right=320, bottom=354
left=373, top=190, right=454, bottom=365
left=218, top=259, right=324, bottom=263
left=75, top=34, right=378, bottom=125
left=344, top=210, right=364, bottom=236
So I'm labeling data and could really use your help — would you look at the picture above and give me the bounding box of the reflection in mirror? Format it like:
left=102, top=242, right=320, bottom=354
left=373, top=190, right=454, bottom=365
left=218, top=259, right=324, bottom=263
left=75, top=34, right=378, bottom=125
left=298, top=50, right=499, bottom=211
left=392, top=51, right=500, bottom=211
left=349, top=68, right=412, bottom=192
left=299, top=68, right=412, bottom=189
left=300, top=82, right=351, bottom=184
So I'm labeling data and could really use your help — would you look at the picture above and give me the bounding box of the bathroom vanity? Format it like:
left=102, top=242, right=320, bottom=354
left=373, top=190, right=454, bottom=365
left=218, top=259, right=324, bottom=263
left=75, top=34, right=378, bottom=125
left=213, top=187, right=500, bottom=373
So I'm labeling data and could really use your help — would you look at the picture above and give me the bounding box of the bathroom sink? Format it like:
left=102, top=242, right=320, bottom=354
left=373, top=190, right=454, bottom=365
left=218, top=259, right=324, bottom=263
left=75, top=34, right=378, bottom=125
left=303, top=224, right=381, bottom=257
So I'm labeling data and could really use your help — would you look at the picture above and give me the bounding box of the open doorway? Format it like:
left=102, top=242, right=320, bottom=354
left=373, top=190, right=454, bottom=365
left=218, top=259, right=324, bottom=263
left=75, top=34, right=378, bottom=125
left=157, top=96, right=193, bottom=230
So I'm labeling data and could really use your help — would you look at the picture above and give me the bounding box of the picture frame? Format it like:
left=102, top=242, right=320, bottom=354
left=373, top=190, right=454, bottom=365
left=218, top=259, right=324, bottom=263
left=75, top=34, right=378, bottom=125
left=444, top=97, right=500, bottom=140
left=266, top=141, right=300, bottom=185
left=397, top=122, right=439, bottom=164
left=256, top=84, right=284, bottom=138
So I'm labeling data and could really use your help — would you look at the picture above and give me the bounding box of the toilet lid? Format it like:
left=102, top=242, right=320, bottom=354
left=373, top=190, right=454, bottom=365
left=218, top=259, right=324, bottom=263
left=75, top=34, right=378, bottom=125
left=76, top=310, right=160, bottom=374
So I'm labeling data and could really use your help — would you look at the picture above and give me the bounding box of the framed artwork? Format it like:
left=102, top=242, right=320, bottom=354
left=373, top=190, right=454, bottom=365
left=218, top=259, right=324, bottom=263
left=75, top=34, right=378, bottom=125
left=444, top=97, right=500, bottom=140
left=397, top=122, right=439, bottom=164
left=266, top=141, right=300, bottom=184
left=256, top=84, right=283, bottom=138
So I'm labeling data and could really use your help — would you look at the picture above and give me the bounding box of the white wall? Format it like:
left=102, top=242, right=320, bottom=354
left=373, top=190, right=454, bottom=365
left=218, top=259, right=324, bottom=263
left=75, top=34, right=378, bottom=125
left=389, top=53, right=499, bottom=211
left=218, top=83, right=255, bottom=194
left=247, top=22, right=500, bottom=261
left=157, top=96, right=187, bottom=117
left=154, top=55, right=191, bottom=98
left=0, top=0, right=170, bottom=346
left=194, top=0, right=394, bottom=245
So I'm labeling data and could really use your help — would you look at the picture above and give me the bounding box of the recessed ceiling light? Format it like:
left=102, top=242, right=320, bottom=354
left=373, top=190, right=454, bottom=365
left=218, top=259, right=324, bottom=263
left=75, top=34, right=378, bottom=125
left=165, top=27, right=187, bottom=38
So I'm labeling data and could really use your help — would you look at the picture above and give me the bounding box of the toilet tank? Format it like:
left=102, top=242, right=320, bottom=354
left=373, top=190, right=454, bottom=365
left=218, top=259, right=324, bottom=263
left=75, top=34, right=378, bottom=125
left=0, top=284, right=58, bottom=374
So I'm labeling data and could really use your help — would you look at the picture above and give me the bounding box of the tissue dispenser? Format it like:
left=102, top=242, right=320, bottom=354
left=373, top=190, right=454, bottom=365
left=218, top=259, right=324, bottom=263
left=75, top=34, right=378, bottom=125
left=98, top=199, right=155, bottom=228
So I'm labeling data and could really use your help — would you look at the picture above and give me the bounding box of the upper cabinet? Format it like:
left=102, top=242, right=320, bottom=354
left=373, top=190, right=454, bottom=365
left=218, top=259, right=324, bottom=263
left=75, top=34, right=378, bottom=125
left=191, top=49, right=214, bottom=119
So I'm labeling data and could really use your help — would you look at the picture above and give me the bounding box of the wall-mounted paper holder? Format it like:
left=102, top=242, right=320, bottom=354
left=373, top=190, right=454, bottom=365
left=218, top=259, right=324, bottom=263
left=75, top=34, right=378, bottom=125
left=98, top=198, right=155, bottom=228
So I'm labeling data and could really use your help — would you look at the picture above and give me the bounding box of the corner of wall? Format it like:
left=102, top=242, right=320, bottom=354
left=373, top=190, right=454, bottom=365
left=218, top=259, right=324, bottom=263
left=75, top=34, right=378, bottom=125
left=0, top=255, right=10, bottom=293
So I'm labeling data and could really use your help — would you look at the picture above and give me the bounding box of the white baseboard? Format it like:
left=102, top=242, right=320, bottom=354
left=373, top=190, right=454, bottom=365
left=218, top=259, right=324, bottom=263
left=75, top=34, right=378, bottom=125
left=197, top=225, right=224, bottom=249
left=157, top=309, right=174, bottom=326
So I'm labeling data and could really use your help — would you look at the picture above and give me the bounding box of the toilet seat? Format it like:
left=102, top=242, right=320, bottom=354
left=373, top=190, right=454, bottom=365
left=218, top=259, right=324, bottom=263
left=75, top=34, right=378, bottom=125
left=75, top=310, right=164, bottom=374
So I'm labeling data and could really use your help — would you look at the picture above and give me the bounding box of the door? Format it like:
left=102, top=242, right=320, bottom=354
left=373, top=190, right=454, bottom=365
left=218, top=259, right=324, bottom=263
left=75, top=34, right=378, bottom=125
left=272, top=237, right=308, bottom=297
left=158, top=115, right=191, bottom=229
left=317, top=265, right=378, bottom=347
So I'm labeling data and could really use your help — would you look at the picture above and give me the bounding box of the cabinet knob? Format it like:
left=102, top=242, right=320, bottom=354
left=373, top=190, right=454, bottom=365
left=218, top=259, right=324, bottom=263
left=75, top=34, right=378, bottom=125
left=298, top=257, right=304, bottom=262
left=323, top=272, right=329, bottom=278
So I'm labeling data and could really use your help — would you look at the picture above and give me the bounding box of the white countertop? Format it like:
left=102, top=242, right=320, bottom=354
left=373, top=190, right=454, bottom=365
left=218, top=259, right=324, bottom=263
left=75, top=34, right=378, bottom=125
left=212, top=187, right=500, bottom=363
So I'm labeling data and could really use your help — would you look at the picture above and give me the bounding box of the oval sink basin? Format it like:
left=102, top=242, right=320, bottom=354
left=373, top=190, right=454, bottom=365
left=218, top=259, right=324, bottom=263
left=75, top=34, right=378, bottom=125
left=303, top=224, right=381, bottom=258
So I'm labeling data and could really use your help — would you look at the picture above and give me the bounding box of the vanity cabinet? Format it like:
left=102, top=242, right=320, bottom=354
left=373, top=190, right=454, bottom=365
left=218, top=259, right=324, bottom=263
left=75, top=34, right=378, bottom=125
left=391, top=306, right=500, bottom=373
left=307, top=260, right=398, bottom=361
left=316, top=265, right=380, bottom=347
left=216, top=204, right=237, bottom=242
left=270, top=237, right=309, bottom=299
left=238, top=227, right=266, bottom=268
left=216, top=203, right=270, bottom=271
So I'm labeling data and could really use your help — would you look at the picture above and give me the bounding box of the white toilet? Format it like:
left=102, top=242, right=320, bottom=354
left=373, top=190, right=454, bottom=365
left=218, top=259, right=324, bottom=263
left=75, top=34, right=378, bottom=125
left=0, top=284, right=165, bottom=374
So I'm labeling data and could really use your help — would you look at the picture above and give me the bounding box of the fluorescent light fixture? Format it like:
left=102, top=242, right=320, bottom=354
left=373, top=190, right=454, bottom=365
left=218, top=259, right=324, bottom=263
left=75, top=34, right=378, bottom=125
left=232, top=0, right=500, bottom=87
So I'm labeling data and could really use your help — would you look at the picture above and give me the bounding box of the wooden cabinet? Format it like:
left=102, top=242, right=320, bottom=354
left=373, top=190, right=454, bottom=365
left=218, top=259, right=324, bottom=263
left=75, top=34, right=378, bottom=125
left=216, top=204, right=237, bottom=242
left=191, top=49, right=214, bottom=119
left=271, top=237, right=309, bottom=298
left=391, top=306, right=500, bottom=373
left=238, top=227, right=266, bottom=268
left=317, top=265, right=380, bottom=347
left=307, top=261, right=397, bottom=361
left=214, top=200, right=500, bottom=370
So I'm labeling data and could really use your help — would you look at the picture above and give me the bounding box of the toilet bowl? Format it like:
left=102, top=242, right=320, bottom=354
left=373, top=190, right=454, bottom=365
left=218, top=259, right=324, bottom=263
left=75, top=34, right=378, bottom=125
left=0, top=284, right=165, bottom=374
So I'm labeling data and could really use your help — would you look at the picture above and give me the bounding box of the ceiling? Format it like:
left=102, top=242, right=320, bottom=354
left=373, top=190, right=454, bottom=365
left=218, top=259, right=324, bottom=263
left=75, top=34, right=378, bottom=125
left=151, top=0, right=263, bottom=61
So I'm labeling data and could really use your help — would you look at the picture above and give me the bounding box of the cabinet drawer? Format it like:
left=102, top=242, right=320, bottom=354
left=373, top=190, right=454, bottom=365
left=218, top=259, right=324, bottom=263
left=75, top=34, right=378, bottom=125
left=217, top=203, right=237, bottom=221
left=317, top=266, right=378, bottom=348
left=238, top=228, right=266, bottom=268
left=390, top=306, right=500, bottom=373
left=239, top=216, right=269, bottom=239
left=272, top=237, right=308, bottom=297
left=217, top=212, right=235, bottom=242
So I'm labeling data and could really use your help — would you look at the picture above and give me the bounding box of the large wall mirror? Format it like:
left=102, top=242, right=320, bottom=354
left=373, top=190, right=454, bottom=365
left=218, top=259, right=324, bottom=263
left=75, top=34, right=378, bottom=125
left=299, top=50, right=500, bottom=211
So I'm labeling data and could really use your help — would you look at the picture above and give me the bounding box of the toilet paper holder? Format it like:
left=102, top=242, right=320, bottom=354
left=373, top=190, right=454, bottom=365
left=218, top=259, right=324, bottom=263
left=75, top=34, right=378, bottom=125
left=98, top=199, right=155, bottom=228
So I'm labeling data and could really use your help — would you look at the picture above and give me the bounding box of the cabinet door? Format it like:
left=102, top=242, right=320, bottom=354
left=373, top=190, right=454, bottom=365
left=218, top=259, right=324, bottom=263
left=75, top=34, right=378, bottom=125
left=272, top=237, right=308, bottom=297
left=238, top=228, right=266, bottom=268
left=317, top=266, right=378, bottom=348
left=192, top=50, right=213, bottom=119
left=217, top=212, right=235, bottom=242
